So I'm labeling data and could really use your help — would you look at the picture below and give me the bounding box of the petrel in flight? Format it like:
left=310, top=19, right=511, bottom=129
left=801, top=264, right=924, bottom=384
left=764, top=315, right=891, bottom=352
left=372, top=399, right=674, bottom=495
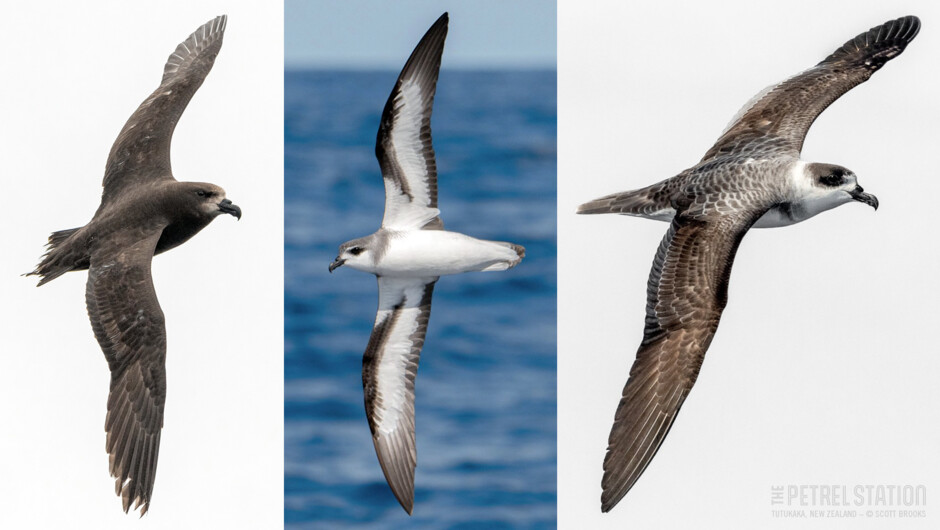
left=329, top=13, right=525, bottom=514
left=578, top=15, right=919, bottom=512
left=29, top=15, right=240, bottom=515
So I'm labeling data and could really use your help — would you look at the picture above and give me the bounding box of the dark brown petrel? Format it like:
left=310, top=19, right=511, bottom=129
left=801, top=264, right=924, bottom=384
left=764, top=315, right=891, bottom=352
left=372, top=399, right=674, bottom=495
left=27, top=15, right=240, bottom=515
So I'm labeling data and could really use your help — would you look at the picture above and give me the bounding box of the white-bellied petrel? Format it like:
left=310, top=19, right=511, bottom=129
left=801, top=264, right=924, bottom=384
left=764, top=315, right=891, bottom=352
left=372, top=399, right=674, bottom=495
left=577, top=15, right=919, bottom=512
left=28, top=15, right=240, bottom=516
left=328, top=13, right=525, bottom=514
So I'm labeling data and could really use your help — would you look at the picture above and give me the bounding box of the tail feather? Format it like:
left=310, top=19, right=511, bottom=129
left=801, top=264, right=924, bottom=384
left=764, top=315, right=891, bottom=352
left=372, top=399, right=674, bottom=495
left=503, top=242, right=525, bottom=269
left=481, top=241, right=525, bottom=272
left=577, top=179, right=679, bottom=221
left=27, top=227, right=87, bottom=286
left=48, top=228, right=80, bottom=249
left=508, top=243, right=525, bottom=262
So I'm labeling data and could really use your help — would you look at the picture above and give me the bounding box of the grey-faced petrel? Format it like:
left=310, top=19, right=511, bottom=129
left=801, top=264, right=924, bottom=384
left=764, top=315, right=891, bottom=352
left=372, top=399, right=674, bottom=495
left=328, top=13, right=524, bottom=514
left=27, top=15, right=240, bottom=516
left=577, top=16, right=919, bottom=512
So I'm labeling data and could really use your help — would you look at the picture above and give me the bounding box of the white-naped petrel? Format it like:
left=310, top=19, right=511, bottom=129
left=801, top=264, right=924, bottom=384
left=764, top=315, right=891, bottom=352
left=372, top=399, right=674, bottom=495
left=578, top=15, right=919, bottom=512
left=329, top=13, right=525, bottom=514
left=28, top=15, right=240, bottom=516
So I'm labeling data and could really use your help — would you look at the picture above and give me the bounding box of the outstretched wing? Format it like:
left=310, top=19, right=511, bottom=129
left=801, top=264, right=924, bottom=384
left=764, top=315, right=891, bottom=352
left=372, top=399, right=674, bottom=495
left=702, top=15, right=919, bottom=162
left=376, top=13, right=448, bottom=231
left=101, top=15, right=227, bottom=206
left=601, top=202, right=767, bottom=512
left=85, top=229, right=166, bottom=515
left=362, top=276, right=437, bottom=514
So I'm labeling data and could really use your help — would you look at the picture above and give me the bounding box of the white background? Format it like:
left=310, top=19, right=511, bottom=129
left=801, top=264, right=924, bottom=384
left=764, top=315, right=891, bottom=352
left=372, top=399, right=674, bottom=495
left=0, top=1, right=283, bottom=527
left=560, top=1, right=940, bottom=528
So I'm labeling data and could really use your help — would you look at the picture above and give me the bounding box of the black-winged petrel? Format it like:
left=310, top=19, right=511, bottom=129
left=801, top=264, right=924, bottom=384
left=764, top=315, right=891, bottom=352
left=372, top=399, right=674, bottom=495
left=578, top=15, right=919, bottom=512
left=27, top=15, right=240, bottom=515
left=328, top=13, right=525, bottom=514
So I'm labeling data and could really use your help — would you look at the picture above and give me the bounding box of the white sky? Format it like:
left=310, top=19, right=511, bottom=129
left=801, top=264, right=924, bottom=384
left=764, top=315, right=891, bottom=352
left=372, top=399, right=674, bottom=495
left=559, top=1, right=940, bottom=528
left=285, top=0, right=556, bottom=69
left=0, top=1, right=283, bottom=527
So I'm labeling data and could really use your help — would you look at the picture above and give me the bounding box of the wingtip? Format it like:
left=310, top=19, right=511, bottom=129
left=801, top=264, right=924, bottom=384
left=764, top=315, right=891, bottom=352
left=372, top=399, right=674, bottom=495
left=419, top=13, right=448, bottom=42
left=600, top=484, right=624, bottom=513
left=371, top=431, right=418, bottom=515
left=428, top=12, right=449, bottom=39
left=820, top=15, right=921, bottom=68
left=389, top=476, right=416, bottom=515
left=599, top=470, right=626, bottom=513
left=115, top=476, right=151, bottom=516
left=161, top=14, right=227, bottom=83
left=216, top=14, right=228, bottom=34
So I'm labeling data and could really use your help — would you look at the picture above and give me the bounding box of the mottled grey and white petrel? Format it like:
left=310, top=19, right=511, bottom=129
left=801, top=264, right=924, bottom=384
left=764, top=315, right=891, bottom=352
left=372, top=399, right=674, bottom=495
left=28, top=15, right=240, bottom=516
left=577, top=15, right=919, bottom=512
left=329, top=13, right=524, bottom=514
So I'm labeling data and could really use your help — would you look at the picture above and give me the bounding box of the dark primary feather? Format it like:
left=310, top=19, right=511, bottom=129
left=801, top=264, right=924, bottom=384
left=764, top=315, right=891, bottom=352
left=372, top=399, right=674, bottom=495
left=363, top=278, right=436, bottom=514
left=376, top=13, right=448, bottom=230
left=86, top=231, right=167, bottom=516
left=101, top=15, right=227, bottom=207
left=702, top=15, right=919, bottom=161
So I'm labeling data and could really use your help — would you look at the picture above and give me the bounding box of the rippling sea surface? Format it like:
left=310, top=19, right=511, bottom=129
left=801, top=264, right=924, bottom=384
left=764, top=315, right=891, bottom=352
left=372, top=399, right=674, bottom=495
left=285, top=70, right=557, bottom=529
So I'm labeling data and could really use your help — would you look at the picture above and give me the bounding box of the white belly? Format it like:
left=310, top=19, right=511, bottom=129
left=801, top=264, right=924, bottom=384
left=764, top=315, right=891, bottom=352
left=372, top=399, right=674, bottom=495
left=375, top=230, right=521, bottom=277
left=753, top=193, right=854, bottom=229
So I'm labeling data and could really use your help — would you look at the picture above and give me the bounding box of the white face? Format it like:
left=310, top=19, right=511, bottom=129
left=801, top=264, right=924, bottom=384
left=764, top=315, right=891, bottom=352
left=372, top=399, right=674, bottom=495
left=799, top=164, right=862, bottom=218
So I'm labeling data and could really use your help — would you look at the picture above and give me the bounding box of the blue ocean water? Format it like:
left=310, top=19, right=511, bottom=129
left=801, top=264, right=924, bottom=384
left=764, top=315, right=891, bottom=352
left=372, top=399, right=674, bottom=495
left=284, top=70, right=557, bottom=529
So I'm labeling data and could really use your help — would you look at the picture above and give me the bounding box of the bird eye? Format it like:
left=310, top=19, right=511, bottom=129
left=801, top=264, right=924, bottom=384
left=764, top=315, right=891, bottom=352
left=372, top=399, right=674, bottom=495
left=349, top=247, right=363, bottom=256
left=196, top=190, right=207, bottom=198
left=819, top=174, right=844, bottom=187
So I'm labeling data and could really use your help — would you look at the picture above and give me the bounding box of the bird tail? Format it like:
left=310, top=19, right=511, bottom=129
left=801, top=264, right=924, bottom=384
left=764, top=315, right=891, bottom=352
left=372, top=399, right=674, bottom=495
left=577, top=178, right=678, bottom=221
left=26, top=227, right=88, bottom=286
left=480, top=241, right=525, bottom=271
left=508, top=243, right=525, bottom=263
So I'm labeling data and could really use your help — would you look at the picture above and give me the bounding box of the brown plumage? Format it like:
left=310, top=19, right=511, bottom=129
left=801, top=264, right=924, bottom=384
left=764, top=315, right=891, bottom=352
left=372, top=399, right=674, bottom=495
left=579, top=16, right=920, bottom=512
left=702, top=15, right=920, bottom=161
left=28, top=15, right=240, bottom=516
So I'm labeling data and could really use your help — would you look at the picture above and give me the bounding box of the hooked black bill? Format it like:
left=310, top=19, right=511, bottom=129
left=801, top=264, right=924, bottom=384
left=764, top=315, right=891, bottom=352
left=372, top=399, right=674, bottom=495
left=329, top=257, right=345, bottom=273
left=218, top=199, right=242, bottom=219
left=849, top=185, right=879, bottom=210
